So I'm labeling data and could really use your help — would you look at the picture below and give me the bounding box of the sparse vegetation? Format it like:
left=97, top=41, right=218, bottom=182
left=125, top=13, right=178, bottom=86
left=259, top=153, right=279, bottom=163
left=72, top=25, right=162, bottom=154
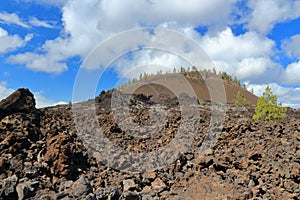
left=253, top=86, right=287, bottom=121
left=68, top=101, right=72, bottom=108
left=242, top=83, right=247, bottom=90
left=221, top=72, right=232, bottom=82
left=233, top=91, right=250, bottom=107
left=221, top=72, right=241, bottom=86
left=199, top=99, right=205, bottom=106
left=117, top=67, right=242, bottom=90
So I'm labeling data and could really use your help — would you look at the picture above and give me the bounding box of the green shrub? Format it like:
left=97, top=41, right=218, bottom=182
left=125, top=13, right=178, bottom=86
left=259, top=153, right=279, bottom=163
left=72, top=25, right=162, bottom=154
left=233, top=91, right=249, bottom=106
left=253, top=86, right=287, bottom=121
left=68, top=101, right=72, bottom=108
left=199, top=99, right=205, bottom=106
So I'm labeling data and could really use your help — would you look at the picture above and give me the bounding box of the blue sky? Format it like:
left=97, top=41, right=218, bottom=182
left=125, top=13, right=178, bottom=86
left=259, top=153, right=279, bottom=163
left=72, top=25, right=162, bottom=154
left=0, top=0, right=300, bottom=108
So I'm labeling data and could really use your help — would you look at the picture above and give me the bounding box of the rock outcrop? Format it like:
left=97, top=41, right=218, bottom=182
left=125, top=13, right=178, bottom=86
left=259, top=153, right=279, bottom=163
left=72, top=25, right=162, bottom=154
left=0, top=88, right=36, bottom=120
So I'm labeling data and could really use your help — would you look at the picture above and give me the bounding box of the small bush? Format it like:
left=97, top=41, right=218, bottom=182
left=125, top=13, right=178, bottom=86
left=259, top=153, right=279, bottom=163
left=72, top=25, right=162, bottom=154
left=199, top=99, right=205, bottom=106
left=253, top=86, right=287, bottom=121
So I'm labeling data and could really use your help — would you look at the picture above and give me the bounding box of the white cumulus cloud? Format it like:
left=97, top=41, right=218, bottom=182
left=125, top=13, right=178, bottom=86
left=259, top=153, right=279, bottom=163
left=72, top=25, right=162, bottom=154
left=247, top=83, right=300, bottom=108
left=197, top=27, right=281, bottom=82
left=282, top=34, right=300, bottom=58
left=245, top=0, right=300, bottom=34
left=7, top=52, right=68, bottom=73
left=8, top=0, right=239, bottom=73
left=282, top=61, right=300, bottom=85
left=0, top=27, right=33, bottom=53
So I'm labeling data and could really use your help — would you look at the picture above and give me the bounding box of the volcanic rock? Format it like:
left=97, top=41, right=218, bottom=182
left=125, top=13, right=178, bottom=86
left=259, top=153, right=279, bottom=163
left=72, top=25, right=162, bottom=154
left=43, top=132, right=90, bottom=179
left=16, top=181, right=40, bottom=200
left=0, top=175, right=18, bottom=198
left=0, top=88, right=36, bottom=120
left=0, top=88, right=299, bottom=199
left=151, top=178, right=166, bottom=193
left=70, top=176, right=92, bottom=197
left=123, top=179, right=137, bottom=191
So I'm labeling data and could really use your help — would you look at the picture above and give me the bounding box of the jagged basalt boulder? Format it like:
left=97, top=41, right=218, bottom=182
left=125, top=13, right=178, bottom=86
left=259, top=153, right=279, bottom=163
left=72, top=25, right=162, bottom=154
left=44, top=132, right=90, bottom=180
left=0, top=88, right=36, bottom=120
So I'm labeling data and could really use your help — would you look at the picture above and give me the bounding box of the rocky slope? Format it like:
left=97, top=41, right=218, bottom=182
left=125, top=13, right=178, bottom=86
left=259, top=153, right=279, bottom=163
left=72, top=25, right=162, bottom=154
left=0, top=88, right=299, bottom=200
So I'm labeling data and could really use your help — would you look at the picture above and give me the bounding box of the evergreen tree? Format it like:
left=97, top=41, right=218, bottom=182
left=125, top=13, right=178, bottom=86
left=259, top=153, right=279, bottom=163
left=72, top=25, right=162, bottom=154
left=173, top=67, right=177, bottom=73
left=233, top=91, right=249, bottom=106
left=180, top=66, right=185, bottom=73
left=212, top=67, right=217, bottom=74
left=242, top=83, right=247, bottom=90
left=253, top=86, right=287, bottom=121
left=192, top=66, right=197, bottom=72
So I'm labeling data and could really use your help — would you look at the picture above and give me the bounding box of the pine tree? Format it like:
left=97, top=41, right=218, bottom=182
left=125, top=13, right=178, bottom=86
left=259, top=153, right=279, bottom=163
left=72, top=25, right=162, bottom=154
left=143, top=72, right=148, bottom=79
left=242, top=83, right=247, bottom=90
left=253, top=86, right=287, bottom=121
left=233, top=91, right=249, bottom=106
left=192, top=66, right=197, bottom=72
left=180, top=66, right=185, bottom=73
left=173, top=67, right=177, bottom=73
left=212, top=67, right=217, bottom=74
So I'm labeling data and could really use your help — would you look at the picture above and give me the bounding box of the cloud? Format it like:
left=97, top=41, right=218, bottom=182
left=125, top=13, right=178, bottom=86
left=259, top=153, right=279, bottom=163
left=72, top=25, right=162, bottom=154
left=29, top=17, right=54, bottom=28
left=0, top=11, right=56, bottom=29
left=0, top=27, right=33, bottom=53
left=282, top=61, right=300, bottom=85
left=247, top=82, right=300, bottom=108
left=9, top=0, right=239, bottom=73
left=6, top=0, right=300, bottom=88
left=113, top=49, right=190, bottom=79
left=245, top=0, right=300, bottom=34
left=236, top=57, right=283, bottom=82
left=90, top=26, right=282, bottom=85
left=33, top=91, right=56, bottom=108
left=0, top=85, right=14, bottom=101
left=282, top=34, right=300, bottom=58
left=196, top=27, right=282, bottom=82
left=281, top=34, right=300, bottom=85
left=0, top=12, right=29, bottom=28
left=7, top=52, right=68, bottom=73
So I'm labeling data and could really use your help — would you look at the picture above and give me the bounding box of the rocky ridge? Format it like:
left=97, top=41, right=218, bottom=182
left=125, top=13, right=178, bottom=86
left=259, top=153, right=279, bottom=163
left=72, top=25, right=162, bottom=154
left=0, top=88, right=299, bottom=199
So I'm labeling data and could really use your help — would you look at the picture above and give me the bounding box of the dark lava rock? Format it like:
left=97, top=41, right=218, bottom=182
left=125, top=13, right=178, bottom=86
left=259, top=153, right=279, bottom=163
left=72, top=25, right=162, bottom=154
left=123, top=191, right=140, bottom=200
left=16, top=181, right=40, bottom=200
left=70, top=176, right=92, bottom=198
left=0, top=175, right=18, bottom=198
left=44, top=132, right=90, bottom=179
left=95, top=186, right=121, bottom=200
left=0, top=88, right=36, bottom=120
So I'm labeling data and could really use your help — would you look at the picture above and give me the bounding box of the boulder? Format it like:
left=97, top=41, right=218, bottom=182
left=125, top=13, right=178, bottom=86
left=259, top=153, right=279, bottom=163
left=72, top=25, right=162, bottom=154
left=0, top=88, right=36, bottom=120
left=0, top=175, right=18, bottom=197
left=71, top=176, right=92, bottom=198
left=16, top=181, right=40, bottom=200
